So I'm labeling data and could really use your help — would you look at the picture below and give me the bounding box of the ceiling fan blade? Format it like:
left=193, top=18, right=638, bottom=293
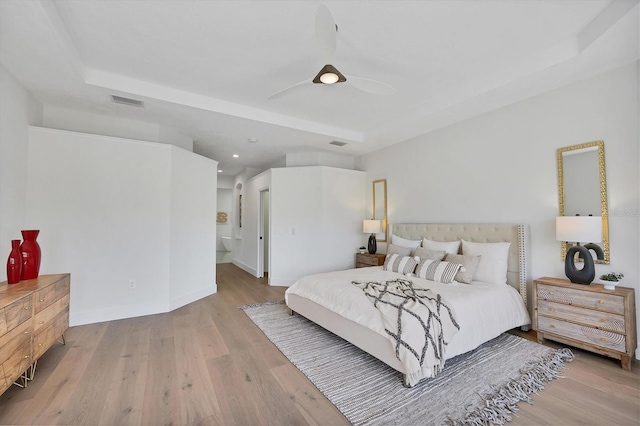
left=315, top=4, right=337, bottom=64
left=345, top=75, right=396, bottom=95
left=267, top=79, right=313, bottom=100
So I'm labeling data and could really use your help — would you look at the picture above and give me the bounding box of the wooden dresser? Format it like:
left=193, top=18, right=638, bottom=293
left=355, top=253, right=386, bottom=268
left=534, top=276, right=636, bottom=370
left=0, top=274, right=70, bottom=394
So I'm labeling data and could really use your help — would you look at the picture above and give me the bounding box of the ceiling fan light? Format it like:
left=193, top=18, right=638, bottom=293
left=319, top=72, right=339, bottom=84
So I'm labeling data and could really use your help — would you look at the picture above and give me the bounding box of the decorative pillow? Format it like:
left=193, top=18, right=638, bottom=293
left=415, top=259, right=464, bottom=284
left=383, top=254, right=417, bottom=275
left=413, top=247, right=446, bottom=261
left=422, top=238, right=461, bottom=255
left=444, top=254, right=481, bottom=284
left=391, top=234, right=421, bottom=251
left=387, top=244, right=412, bottom=257
left=461, top=240, right=511, bottom=285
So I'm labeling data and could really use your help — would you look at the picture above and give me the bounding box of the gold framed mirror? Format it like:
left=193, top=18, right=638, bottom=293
left=372, top=179, right=388, bottom=242
left=557, top=140, right=609, bottom=264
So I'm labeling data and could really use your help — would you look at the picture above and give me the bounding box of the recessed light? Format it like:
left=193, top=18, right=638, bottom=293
left=248, top=138, right=257, bottom=143
left=218, top=170, right=222, bottom=173
left=233, top=154, right=239, bottom=158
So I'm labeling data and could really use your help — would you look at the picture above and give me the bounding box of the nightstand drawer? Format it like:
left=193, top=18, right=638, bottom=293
left=355, top=253, right=386, bottom=268
left=538, top=316, right=625, bottom=353
left=538, top=299, right=625, bottom=334
left=537, top=284, right=624, bottom=315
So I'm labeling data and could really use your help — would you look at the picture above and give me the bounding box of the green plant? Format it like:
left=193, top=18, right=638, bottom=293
left=359, top=246, right=366, bottom=250
left=599, top=272, right=623, bottom=282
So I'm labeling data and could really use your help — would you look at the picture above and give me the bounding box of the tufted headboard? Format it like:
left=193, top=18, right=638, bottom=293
left=391, top=223, right=529, bottom=305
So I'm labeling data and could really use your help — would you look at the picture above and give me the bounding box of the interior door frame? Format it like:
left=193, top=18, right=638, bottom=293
left=257, top=187, right=270, bottom=281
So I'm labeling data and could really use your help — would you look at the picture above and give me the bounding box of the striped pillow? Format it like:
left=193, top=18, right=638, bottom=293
left=415, top=259, right=464, bottom=284
left=383, top=254, right=417, bottom=275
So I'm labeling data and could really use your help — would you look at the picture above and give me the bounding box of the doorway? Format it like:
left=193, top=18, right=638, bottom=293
left=259, top=189, right=270, bottom=279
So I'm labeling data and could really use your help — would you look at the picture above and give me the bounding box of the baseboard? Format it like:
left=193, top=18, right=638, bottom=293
left=170, top=284, right=217, bottom=311
left=267, top=277, right=296, bottom=287
left=232, top=259, right=257, bottom=276
left=71, top=300, right=170, bottom=326
left=70, top=285, right=218, bottom=326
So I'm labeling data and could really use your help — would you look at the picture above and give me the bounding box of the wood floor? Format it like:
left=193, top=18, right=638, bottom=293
left=1, top=263, right=638, bottom=425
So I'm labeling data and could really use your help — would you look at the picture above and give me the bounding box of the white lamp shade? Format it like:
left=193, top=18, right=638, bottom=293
left=363, top=219, right=381, bottom=234
left=556, top=216, right=602, bottom=243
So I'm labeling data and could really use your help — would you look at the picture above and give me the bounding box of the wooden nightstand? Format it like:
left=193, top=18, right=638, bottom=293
left=355, top=253, right=386, bottom=268
left=534, top=277, right=637, bottom=370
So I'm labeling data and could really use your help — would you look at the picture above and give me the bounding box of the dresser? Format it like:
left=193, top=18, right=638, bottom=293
left=0, top=274, right=70, bottom=394
left=355, top=253, right=386, bottom=268
left=534, top=277, right=636, bottom=370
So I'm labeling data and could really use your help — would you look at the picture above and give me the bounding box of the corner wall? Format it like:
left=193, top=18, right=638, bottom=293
left=26, top=127, right=217, bottom=325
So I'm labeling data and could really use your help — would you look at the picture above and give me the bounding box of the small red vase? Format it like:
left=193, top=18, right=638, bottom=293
left=6, top=239, right=22, bottom=284
left=20, top=230, right=41, bottom=280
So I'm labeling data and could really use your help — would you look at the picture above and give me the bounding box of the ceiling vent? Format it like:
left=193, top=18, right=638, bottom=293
left=110, top=95, right=144, bottom=108
left=330, top=141, right=347, bottom=146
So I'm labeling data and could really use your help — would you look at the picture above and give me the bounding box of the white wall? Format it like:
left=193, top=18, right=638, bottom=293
left=357, top=62, right=639, bottom=355
left=169, top=148, right=218, bottom=310
left=269, top=167, right=366, bottom=285
left=0, top=65, right=43, bottom=279
left=26, top=127, right=217, bottom=325
left=44, top=105, right=194, bottom=151
left=285, top=152, right=356, bottom=169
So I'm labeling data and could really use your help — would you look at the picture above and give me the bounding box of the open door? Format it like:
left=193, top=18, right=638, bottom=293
left=258, top=189, right=270, bottom=279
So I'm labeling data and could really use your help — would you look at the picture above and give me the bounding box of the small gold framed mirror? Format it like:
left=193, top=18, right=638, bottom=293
left=557, top=140, right=609, bottom=264
left=372, top=179, right=388, bottom=242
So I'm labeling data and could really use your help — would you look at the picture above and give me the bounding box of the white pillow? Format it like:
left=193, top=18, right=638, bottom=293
left=461, top=240, right=511, bottom=285
left=415, top=259, right=464, bottom=284
left=422, top=238, right=461, bottom=255
left=391, top=235, right=421, bottom=251
left=383, top=254, right=418, bottom=275
left=387, top=244, right=412, bottom=257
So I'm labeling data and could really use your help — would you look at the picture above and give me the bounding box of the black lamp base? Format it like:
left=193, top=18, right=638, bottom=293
left=367, top=234, right=377, bottom=254
left=565, top=245, right=595, bottom=285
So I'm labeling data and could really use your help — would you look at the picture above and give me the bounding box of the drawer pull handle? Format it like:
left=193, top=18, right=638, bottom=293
left=600, top=337, right=607, bottom=342
left=24, top=331, right=30, bottom=335
left=65, top=284, right=69, bottom=288
left=39, top=299, right=45, bottom=302
left=24, top=306, right=29, bottom=310
left=23, top=355, right=29, bottom=359
left=38, top=343, right=43, bottom=347
left=599, top=318, right=606, bottom=323
left=39, top=321, right=44, bottom=324
left=549, top=308, right=555, bottom=312
left=549, top=291, right=554, bottom=295
left=549, top=324, right=556, bottom=328
left=598, top=300, right=605, bottom=304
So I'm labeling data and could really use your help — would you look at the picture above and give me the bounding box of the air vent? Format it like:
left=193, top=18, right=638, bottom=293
left=330, top=140, right=347, bottom=146
left=110, top=95, right=144, bottom=108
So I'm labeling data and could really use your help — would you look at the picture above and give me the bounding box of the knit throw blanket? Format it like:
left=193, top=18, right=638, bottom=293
left=352, top=278, right=460, bottom=387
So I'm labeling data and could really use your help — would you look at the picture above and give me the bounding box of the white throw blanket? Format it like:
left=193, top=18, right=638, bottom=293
left=352, top=278, right=460, bottom=387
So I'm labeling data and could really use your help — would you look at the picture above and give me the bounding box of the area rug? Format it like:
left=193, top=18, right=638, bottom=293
left=241, top=301, right=574, bottom=426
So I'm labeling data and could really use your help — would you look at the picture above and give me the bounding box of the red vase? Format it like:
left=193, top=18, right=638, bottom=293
left=20, top=230, right=41, bottom=280
left=6, top=240, right=22, bottom=284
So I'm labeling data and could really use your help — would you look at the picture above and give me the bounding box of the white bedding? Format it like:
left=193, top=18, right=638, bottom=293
left=285, top=267, right=531, bottom=362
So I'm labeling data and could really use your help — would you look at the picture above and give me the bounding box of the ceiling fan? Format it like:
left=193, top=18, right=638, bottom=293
left=268, top=4, right=396, bottom=100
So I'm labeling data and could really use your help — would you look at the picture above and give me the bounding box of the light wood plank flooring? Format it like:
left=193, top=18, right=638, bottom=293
left=1, top=264, right=638, bottom=425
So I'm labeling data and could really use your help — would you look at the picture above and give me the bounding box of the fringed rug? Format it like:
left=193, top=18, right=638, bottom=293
left=241, top=301, right=574, bottom=426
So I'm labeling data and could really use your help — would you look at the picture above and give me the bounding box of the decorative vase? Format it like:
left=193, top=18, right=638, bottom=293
left=20, top=230, right=41, bottom=280
left=6, top=240, right=22, bottom=284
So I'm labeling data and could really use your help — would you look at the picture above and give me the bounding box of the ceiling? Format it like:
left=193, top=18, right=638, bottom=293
left=1, top=1, right=638, bottom=176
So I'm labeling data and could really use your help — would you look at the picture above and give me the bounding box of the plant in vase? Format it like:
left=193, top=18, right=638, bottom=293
left=599, top=272, right=623, bottom=290
left=359, top=246, right=367, bottom=254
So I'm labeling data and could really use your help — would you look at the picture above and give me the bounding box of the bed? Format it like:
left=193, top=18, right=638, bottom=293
left=285, top=223, right=532, bottom=386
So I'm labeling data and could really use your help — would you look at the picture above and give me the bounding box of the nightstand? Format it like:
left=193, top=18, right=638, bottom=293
left=355, top=253, right=386, bottom=268
left=534, top=277, right=637, bottom=370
